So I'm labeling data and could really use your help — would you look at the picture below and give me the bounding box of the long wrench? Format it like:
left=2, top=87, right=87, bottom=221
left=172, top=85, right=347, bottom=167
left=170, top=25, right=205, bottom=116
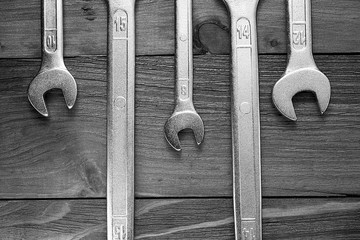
left=272, top=0, right=331, bottom=121
left=107, top=1, right=135, bottom=239
left=222, top=0, right=262, bottom=239
left=164, top=0, right=204, bottom=151
left=28, top=0, right=77, bottom=117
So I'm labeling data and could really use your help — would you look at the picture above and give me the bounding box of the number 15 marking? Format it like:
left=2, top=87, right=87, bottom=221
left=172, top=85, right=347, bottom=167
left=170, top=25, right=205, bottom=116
left=115, top=16, right=127, bottom=32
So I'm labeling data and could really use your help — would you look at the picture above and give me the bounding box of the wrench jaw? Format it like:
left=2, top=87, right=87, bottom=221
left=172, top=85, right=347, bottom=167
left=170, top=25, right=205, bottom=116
left=28, top=69, right=77, bottom=117
left=272, top=69, right=331, bottom=121
left=164, top=111, right=205, bottom=151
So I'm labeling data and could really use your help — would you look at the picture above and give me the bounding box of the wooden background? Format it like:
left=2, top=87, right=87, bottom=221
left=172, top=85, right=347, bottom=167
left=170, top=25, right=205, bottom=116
left=0, top=0, right=359, bottom=239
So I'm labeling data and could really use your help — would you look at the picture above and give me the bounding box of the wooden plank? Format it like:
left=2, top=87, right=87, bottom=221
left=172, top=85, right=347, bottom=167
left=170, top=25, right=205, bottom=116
left=1, top=198, right=360, bottom=239
left=0, top=55, right=360, bottom=198
left=0, top=0, right=359, bottom=58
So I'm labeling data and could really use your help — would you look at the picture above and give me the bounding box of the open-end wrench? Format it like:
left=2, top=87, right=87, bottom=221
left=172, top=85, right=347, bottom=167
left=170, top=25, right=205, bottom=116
left=222, top=0, right=262, bottom=239
left=28, top=0, right=77, bottom=117
left=164, top=0, right=204, bottom=151
left=107, top=1, right=135, bottom=239
left=272, top=0, right=331, bottom=121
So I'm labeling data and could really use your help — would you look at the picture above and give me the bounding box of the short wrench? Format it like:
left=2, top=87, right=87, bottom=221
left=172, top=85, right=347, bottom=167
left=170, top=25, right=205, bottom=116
left=164, top=0, right=204, bottom=151
left=272, top=0, right=331, bottom=121
left=28, top=0, right=77, bottom=117
left=107, top=1, right=135, bottom=239
left=223, top=0, right=262, bottom=239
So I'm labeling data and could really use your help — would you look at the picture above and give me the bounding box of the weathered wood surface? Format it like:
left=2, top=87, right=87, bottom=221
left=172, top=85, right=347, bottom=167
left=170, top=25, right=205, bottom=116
left=1, top=198, right=360, bottom=239
left=1, top=55, right=359, bottom=198
left=0, top=0, right=359, bottom=58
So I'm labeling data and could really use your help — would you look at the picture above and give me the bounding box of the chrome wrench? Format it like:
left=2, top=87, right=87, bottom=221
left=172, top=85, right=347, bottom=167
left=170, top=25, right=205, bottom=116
left=222, top=0, right=262, bottom=239
left=28, top=0, right=77, bottom=117
left=164, top=0, right=204, bottom=151
left=107, top=1, right=135, bottom=239
left=272, top=0, right=331, bottom=121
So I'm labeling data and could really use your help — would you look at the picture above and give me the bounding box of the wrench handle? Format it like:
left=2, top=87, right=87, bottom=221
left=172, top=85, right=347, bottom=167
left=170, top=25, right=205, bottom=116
left=107, top=2, right=135, bottom=240
left=176, top=0, right=193, bottom=105
left=42, top=0, right=65, bottom=69
left=287, top=0, right=316, bottom=71
left=229, top=7, right=262, bottom=240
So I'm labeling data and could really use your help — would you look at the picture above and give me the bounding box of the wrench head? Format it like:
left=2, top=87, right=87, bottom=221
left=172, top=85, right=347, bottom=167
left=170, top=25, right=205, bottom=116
left=28, top=69, right=77, bottom=117
left=164, top=111, right=204, bottom=151
left=272, top=68, right=331, bottom=121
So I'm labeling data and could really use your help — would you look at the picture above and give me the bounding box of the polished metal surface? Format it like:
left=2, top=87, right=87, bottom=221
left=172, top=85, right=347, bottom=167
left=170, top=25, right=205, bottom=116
left=164, top=0, right=204, bottom=151
left=272, top=0, right=331, bottom=121
left=222, top=0, right=262, bottom=239
left=28, top=0, right=77, bottom=117
left=106, top=1, right=135, bottom=239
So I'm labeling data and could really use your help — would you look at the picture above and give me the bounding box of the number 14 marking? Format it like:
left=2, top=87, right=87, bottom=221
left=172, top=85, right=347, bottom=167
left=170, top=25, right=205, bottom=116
left=237, top=24, right=250, bottom=40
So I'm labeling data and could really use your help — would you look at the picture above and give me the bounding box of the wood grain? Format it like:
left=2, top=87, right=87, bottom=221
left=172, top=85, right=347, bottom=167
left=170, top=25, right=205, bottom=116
left=1, top=198, right=360, bottom=239
left=0, top=55, right=359, bottom=198
left=0, top=0, right=359, bottom=58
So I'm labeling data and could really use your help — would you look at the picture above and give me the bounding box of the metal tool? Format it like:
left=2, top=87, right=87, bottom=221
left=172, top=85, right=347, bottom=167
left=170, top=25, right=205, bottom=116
left=107, top=1, right=135, bottom=239
left=222, top=0, right=262, bottom=239
left=28, top=0, right=77, bottom=117
left=164, top=0, right=204, bottom=151
left=272, top=0, right=331, bottom=121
